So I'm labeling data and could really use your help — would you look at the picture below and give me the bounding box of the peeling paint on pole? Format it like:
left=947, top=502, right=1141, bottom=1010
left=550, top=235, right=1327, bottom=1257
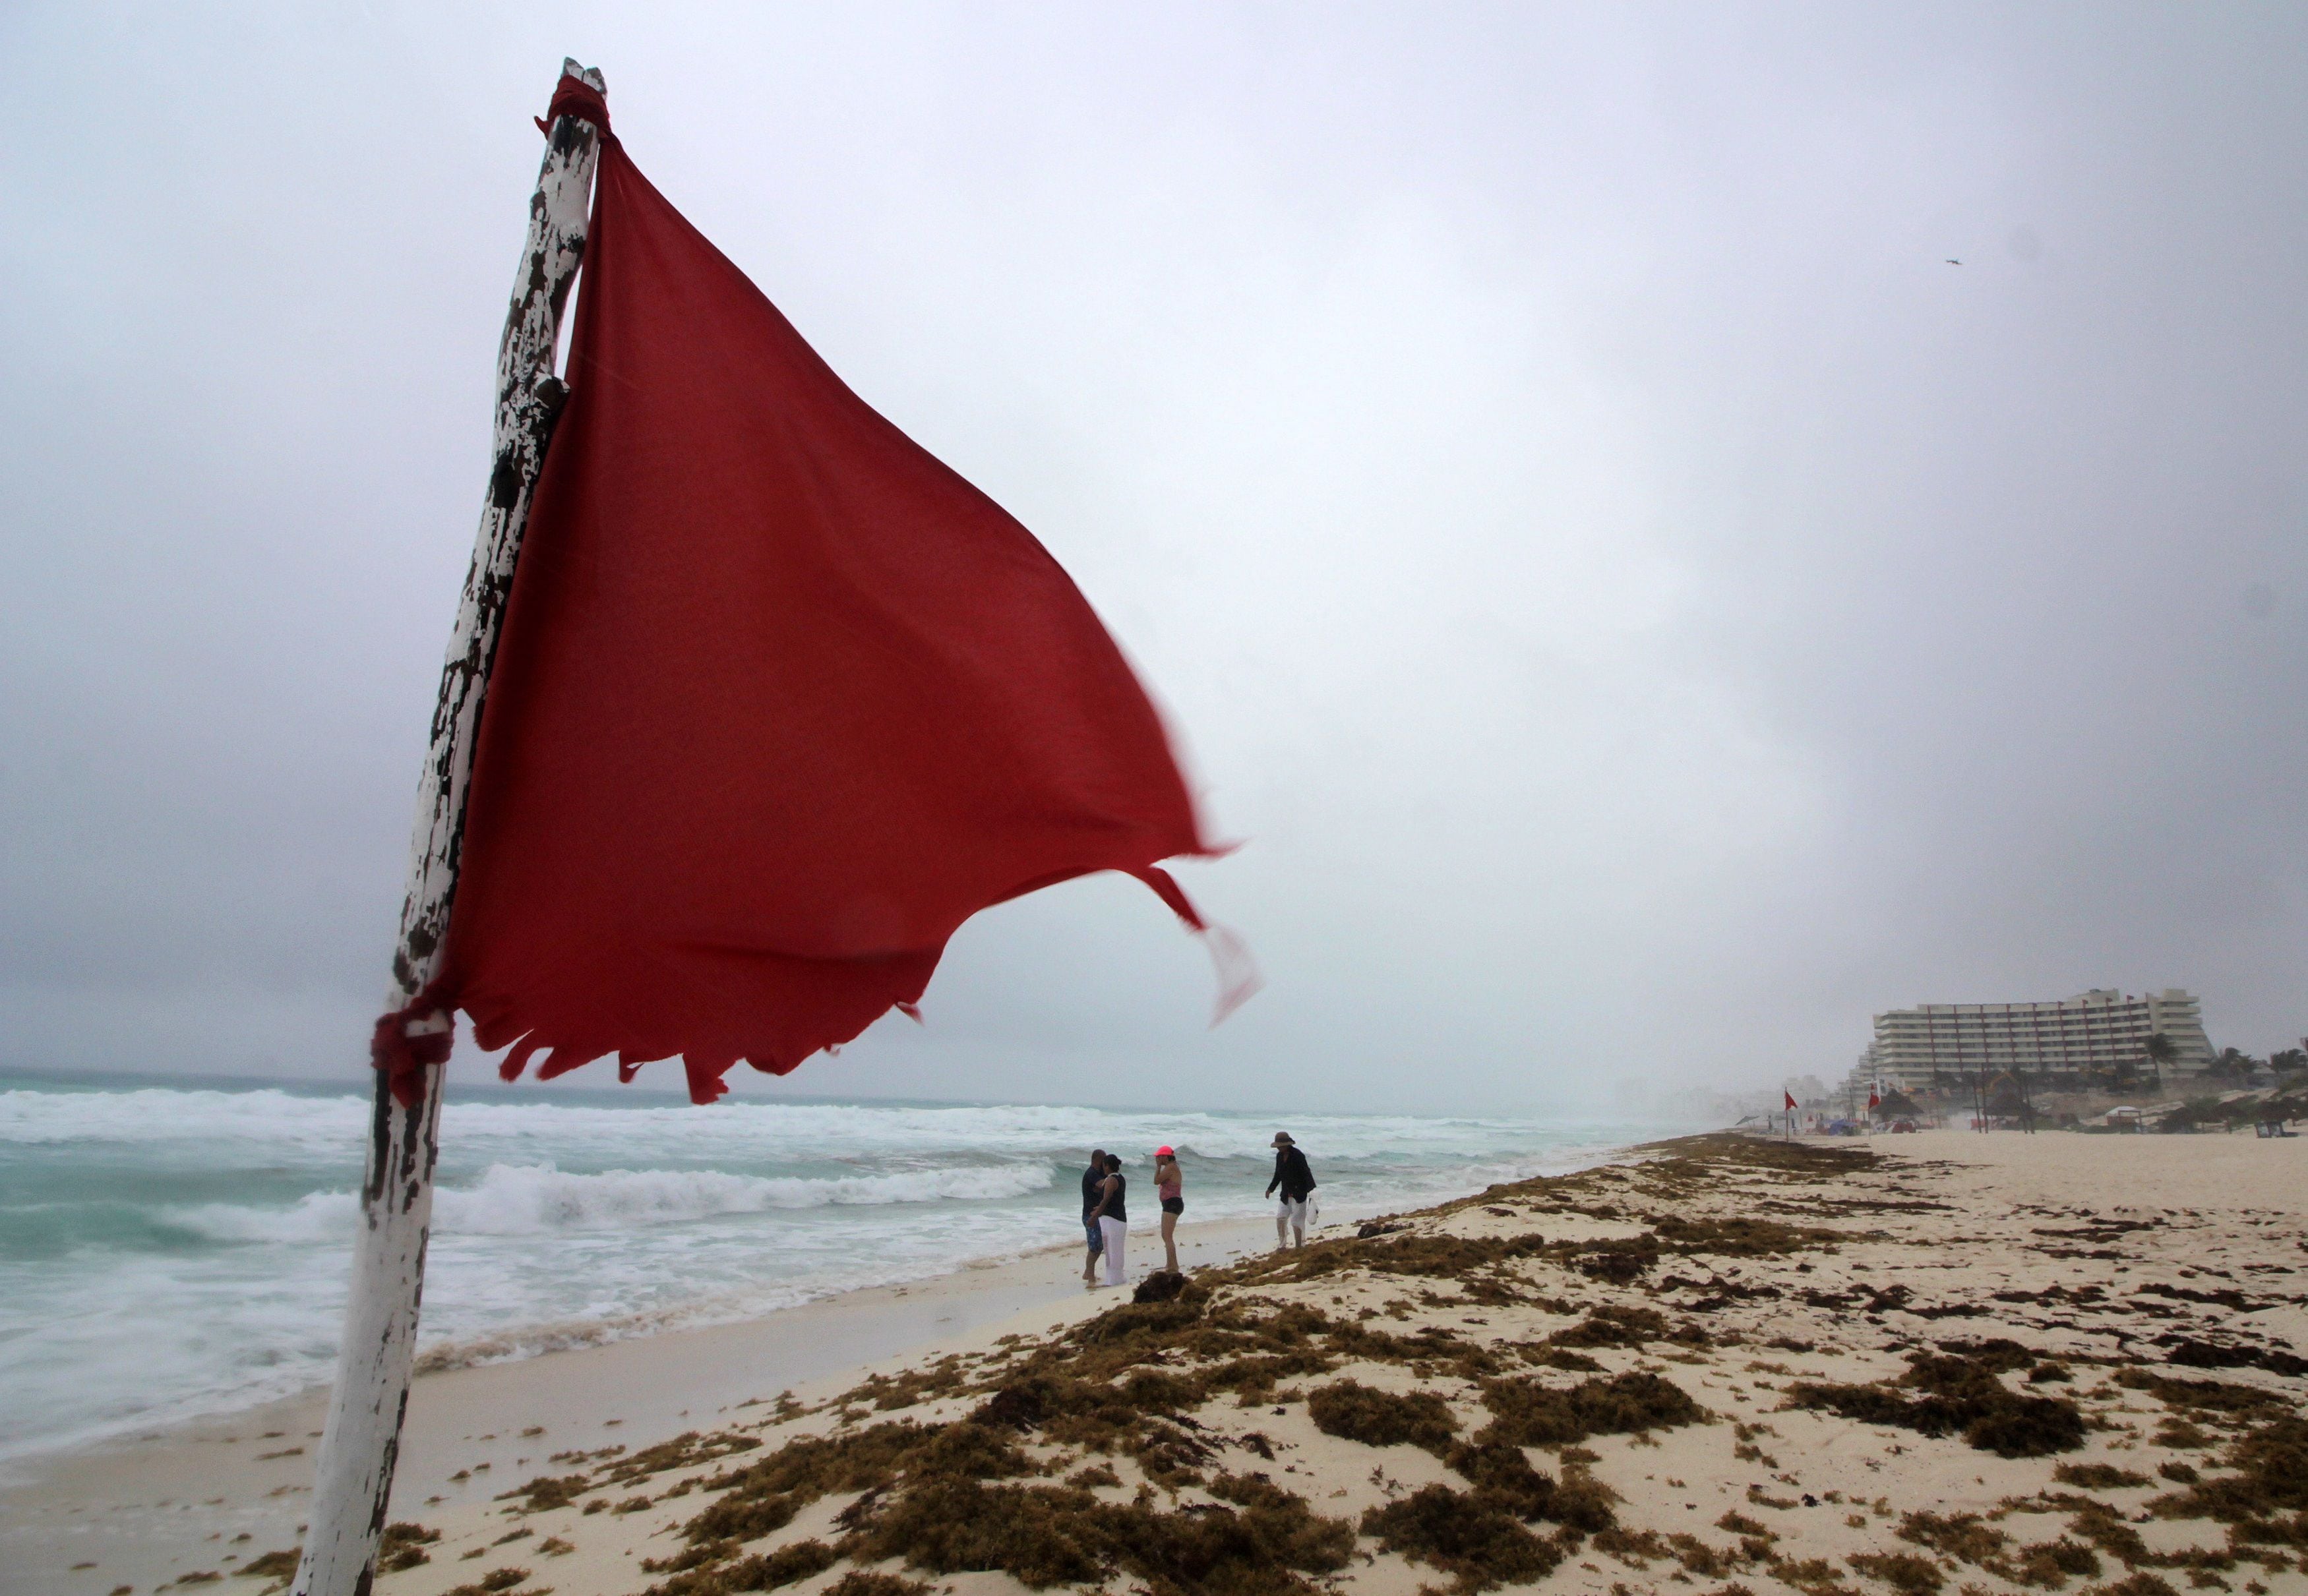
left=294, top=60, right=607, bottom=1596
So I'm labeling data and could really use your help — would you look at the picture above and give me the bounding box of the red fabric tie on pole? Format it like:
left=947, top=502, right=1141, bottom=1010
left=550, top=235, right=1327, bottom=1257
left=384, top=125, right=1248, bottom=1106
left=371, top=993, right=453, bottom=1110
left=534, top=75, right=610, bottom=137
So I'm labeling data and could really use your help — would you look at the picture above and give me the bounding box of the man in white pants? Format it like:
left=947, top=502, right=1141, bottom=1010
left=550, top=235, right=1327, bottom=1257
left=1265, top=1132, right=1316, bottom=1249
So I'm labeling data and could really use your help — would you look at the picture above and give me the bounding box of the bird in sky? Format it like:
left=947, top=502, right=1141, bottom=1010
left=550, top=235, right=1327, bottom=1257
left=1945, top=258, right=1962, bottom=265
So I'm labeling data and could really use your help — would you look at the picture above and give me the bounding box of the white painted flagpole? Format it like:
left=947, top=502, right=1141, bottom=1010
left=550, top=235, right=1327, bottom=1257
left=295, top=60, right=607, bottom=1596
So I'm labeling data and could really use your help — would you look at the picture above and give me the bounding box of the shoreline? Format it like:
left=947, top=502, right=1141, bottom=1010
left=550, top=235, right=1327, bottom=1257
left=22, top=1127, right=2299, bottom=1596
left=1, top=1169, right=1622, bottom=1596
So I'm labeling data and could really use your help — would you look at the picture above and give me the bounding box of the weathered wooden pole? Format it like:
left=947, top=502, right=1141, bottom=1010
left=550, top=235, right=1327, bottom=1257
left=295, top=60, right=607, bottom=1596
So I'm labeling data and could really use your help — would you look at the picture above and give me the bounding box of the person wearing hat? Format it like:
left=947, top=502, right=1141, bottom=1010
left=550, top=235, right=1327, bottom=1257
left=1153, top=1146, right=1184, bottom=1273
left=1265, top=1132, right=1317, bottom=1249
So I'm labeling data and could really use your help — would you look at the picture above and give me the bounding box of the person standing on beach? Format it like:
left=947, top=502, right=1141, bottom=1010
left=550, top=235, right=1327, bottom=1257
left=1153, top=1146, right=1184, bottom=1274
left=1089, top=1152, right=1128, bottom=1286
left=1266, top=1132, right=1316, bottom=1249
left=1080, top=1148, right=1108, bottom=1285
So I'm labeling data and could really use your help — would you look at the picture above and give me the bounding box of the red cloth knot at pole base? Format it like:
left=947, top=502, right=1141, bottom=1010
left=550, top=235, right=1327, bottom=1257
left=371, top=996, right=454, bottom=1109
left=534, top=74, right=611, bottom=138
left=418, top=121, right=1250, bottom=1106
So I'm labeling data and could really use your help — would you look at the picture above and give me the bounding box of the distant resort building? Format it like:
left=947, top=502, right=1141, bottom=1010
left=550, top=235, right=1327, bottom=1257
left=1850, top=988, right=2214, bottom=1095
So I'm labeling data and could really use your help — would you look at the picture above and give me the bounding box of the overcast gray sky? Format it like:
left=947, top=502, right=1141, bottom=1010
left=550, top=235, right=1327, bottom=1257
left=2, top=3, right=2301, bottom=1114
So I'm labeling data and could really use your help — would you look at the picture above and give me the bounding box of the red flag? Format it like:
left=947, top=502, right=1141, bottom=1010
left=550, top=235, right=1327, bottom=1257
left=1784, top=1091, right=1798, bottom=1111
left=1868, top=1088, right=1881, bottom=1110
left=407, top=116, right=1249, bottom=1105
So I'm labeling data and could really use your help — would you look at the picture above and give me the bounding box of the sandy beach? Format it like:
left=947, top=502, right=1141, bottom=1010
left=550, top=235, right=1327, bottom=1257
left=11, top=1129, right=2308, bottom=1596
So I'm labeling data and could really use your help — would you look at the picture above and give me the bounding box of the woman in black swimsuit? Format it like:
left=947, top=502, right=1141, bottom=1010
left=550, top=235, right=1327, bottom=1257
left=1153, top=1146, right=1184, bottom=1274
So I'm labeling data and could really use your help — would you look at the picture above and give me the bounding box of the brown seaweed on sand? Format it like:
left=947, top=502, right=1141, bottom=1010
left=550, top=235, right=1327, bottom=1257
left=1477, top=1370, right=1709, bottom=1448
left=1785, top=1347, right=2086, bottom=1457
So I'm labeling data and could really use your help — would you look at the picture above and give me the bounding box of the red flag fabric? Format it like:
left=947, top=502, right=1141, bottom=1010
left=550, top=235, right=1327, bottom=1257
left=407, top=120, right=1248, bottom=1106
left=1784, top=1091, right=1798, bottom=1111
left=1868, top=1088, right=1881, bottom=1110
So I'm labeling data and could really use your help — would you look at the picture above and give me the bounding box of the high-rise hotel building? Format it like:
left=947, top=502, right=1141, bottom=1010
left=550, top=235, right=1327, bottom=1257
left=1858, top=988, right=2214, bottom=1092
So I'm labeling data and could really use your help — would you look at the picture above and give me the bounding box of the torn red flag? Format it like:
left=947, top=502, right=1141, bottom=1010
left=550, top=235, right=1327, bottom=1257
left=392, top=105, right=1252, bottom=1106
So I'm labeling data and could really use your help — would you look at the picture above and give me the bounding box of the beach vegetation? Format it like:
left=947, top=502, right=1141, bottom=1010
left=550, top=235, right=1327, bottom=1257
left=1549, top=1304, right=1670, bottom=1347
left=1895, top=1510, right=2011, bottom=1567
left=1522, top=1344, right=1605, bottom=1371
left=820, top=1575, right=934, bottom=1596
left=1477, top=1370, right=1708, bottom=1447
left=380, top=1520, right=440, bottom=1570
left=1846, top=1549, right=1945, bottom=1594
left=1772, top=1556, right=1852, bottom=1595
left=1785, top=1347, right=2086, bottom=1456
left=2115, top=1370, right=2288, bottom=1422
left=2054, top=1463, right=2152, bottom=1491
left=1360, top=1483, right=1569, bottom=1591
left=1651, top=1212, right=1848, bottom=1256
left=641, top=1539, right=842, bottom=1595
left=497, top=1472, right=593, bottom=1513
left=2006, top=1538, right=2102, bottom=1586
left=1305, top=1378, right=1459, bottom=1453
left=852, top=1355, right=973, bottom=1412
left=1664, top=1529, right=1738, bottom=1576
left=237, top=1547, right=301, bottom=1591
left=842, top=1470, right=1356, bottom=1596
left=439, top=1572, right=535, bottom=1596
left=1591, top=1524, right=1672, bottom=1567
left=2145, top=1415, right=2308, bottom=1543
left=1573, top=1237, right=1660, bottom=1284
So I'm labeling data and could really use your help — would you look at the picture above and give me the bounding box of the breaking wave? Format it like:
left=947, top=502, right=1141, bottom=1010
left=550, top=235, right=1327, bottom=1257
left=167, top=1158, right=1056, bottom=1243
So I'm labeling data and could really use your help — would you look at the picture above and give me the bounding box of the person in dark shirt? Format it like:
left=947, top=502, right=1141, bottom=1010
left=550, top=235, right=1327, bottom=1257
left=1088, top=1153, right=1129, bottom=1287
left=1079, top=1148, right=1108, bottom=1284
left=1265, top=1132, right=1316, bottom=1249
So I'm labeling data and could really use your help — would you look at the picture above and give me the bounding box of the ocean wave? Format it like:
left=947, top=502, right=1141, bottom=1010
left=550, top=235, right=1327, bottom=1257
left=0, top=1086, right=367, bottom=1147
left=0, top=1084, right=1632, bottom=1169
left=163, top=1158, right=1056, bottom=1243
left=166, top=1189, right=359, bottom=1243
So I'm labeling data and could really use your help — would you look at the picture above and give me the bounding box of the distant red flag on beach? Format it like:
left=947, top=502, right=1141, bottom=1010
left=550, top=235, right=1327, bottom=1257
left=1868, top=1088, right=1881, bottom=1110
left=386, top=91, right=1252, bottom=1107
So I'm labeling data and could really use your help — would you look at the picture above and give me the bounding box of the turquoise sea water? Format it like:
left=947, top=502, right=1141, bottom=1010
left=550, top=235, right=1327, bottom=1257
left=0, top=1069, right=1674, bottom=1462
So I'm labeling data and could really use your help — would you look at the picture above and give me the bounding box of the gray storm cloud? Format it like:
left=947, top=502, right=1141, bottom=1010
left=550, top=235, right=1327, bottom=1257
left=1, top=3, right=2301, bottom=1113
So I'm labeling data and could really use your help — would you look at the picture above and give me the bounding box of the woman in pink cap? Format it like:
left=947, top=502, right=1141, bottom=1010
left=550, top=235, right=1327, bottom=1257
left=1153, top=1147, right=1184, bottom=1274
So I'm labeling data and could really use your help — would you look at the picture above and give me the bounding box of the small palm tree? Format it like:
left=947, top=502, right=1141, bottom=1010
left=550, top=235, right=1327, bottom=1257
left=2144, top=1032, right=2178, bottom=1089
